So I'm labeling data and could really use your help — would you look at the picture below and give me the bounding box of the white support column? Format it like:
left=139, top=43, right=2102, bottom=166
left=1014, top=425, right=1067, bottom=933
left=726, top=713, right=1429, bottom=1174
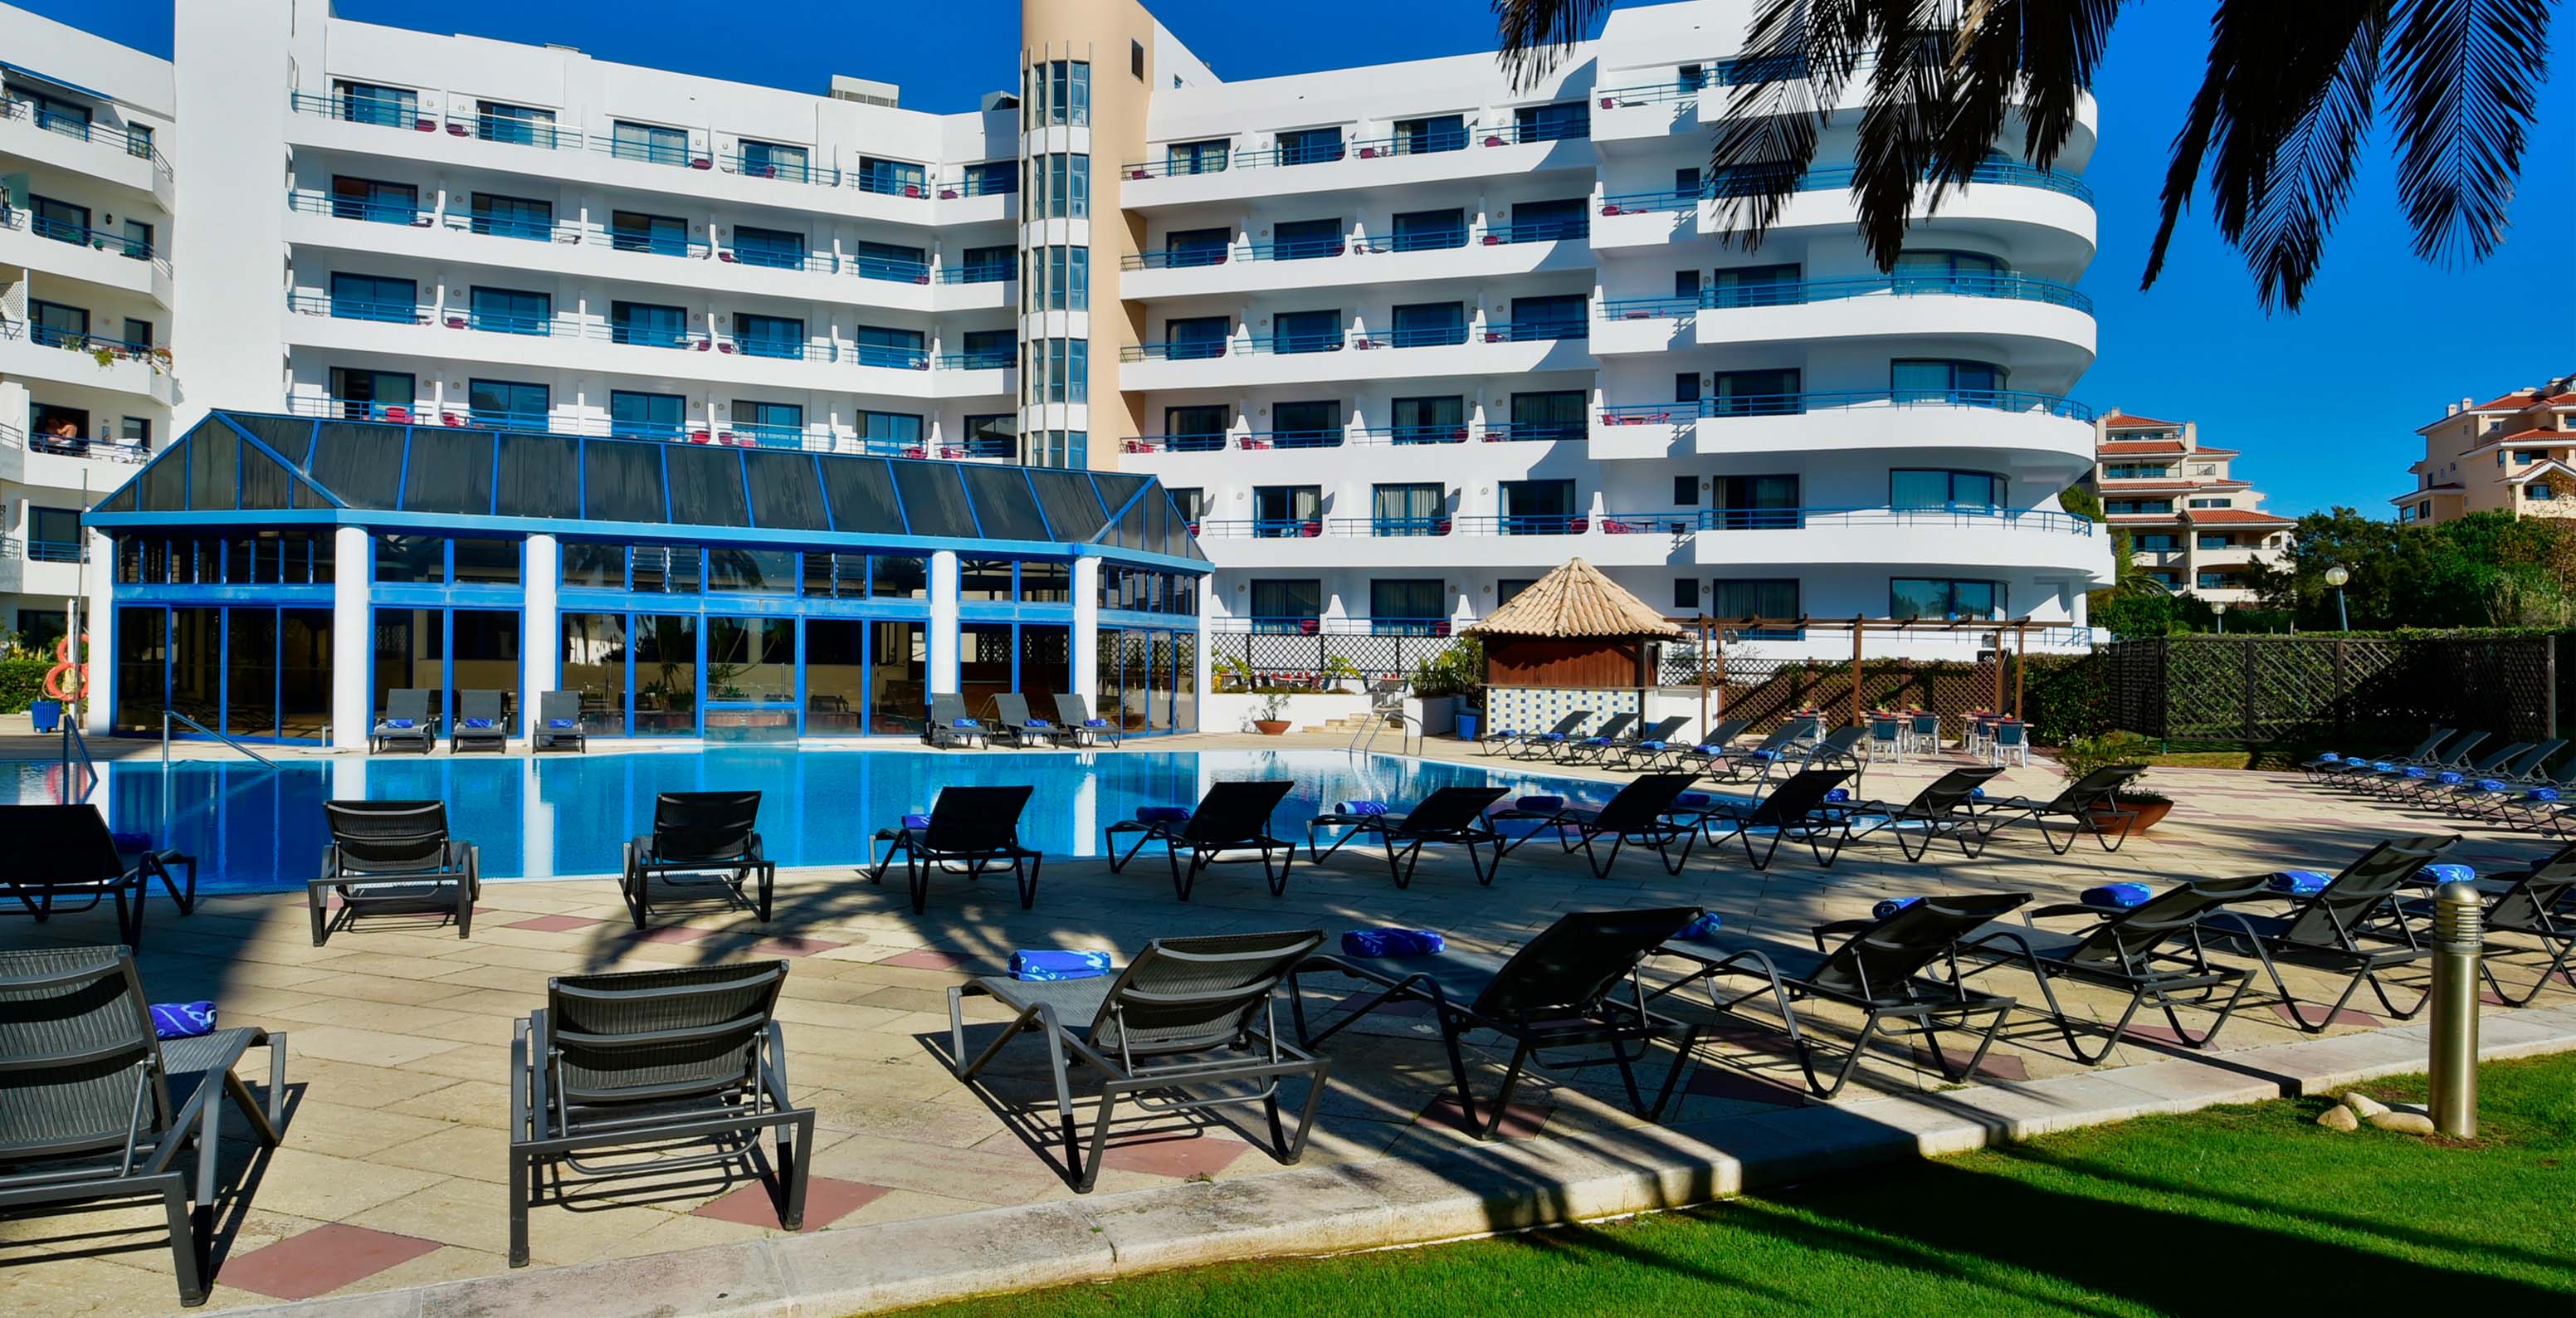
left=80, top=528, right=115, bottom=735
left=1194, top=600, right=1212, bottom=729
left=1071, top=557, right=1100, bottom=700
left=520, top=534, right=560, bottom=738
left=330, top=526, right=373, bottom=750
left=928, top=549, right=960, bottom=695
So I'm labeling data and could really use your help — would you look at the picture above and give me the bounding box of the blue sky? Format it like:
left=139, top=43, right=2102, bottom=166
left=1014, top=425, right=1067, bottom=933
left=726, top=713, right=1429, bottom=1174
left=27, top=0, right=2575, bottom=516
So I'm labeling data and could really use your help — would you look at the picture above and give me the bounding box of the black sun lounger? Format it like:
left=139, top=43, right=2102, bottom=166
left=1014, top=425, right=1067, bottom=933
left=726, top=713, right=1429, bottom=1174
left=867, top=785, right=1044, bottom=914
left=1305, top=785, right=1511, bottom=887
left=1105, top=780, right=1299, bottom=901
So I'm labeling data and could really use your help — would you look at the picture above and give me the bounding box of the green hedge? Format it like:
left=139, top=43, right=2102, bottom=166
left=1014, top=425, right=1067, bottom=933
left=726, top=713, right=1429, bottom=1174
left=0, top=658, right=58, bottom=715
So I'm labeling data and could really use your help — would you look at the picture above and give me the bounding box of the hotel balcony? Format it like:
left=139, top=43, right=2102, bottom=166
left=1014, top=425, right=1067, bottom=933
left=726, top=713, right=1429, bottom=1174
left=1589, top=391, right=2096, bottom=472
left=0, top=416, right=155, bottom=496
left=1700, top=163, right=2096, bottom=263
left=1188, top=510, right=1689, bottom=570
left=0, top=530, right=90, bottom=601
left=1687, top=505, right=2109, bottom=579
left=0, top=95, right=173, bottom=208
left=1118, top=225, right=1594, bottom=301
left=1117, top=123, right=1595, bottom=209
left=0, top=207, right=176, bottom=306
left=277, top=394, right=1019, bottom=461
left=1593, top=272, right=2095, bottom=369
left=1117, top=322, right=1593, bottom=393
left=0, top=320, right=174, bottom=404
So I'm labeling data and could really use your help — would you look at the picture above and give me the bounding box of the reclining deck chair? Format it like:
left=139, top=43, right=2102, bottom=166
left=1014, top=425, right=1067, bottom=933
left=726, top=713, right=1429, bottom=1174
left=1105, top=780, right=1299, bottom=901
left=619, top=792, right=774, bottom=927
left=1305, top=785, right=1511, bottom=887
left=866, top=784, right=1044, bottom=914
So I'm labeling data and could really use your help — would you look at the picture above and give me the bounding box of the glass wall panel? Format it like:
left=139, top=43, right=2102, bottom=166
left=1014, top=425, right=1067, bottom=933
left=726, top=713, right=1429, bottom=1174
left=709, top=548, right=795, bottom=593
left=634, top=614, right=697, bottom=735
left=227, top=610, right=278, bottom=739
left=872, top=555, right=926, bottom=599
left=867, top=621, right=925, bottom=736
left=281, top=609, right=333, bottom=740
left=1148, top=632, right=1176, bottom=730
left=562, top=613, right=630, bottom=735
left=961, top=623, right=1013, bottom=716
left=114, top=606, right=166, bottom=735
left=562, top=541, right=625, bottom=588
left=707, top=617, right=795, bottom=703
left=376, top=534, right=445, bottom=583
left=1096, top=630, right=1124, bottom=734
left=373, top=608, right=444, bottom=725
left=804, top=620, right=866, bottom=734
left=1173, top=632, right=1197, bottom=732
left=453, top=539, right=520, bottom=584
left=168, top=608, right=222, bottom=730
left=1017, top=624, right=1071, bottom=710
left=451, top=609, right=522, bottom=727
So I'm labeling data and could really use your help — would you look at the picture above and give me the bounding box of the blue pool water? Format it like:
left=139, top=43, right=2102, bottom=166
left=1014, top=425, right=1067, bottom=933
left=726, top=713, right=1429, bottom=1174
left=13, top=750, right=1629, bottom=894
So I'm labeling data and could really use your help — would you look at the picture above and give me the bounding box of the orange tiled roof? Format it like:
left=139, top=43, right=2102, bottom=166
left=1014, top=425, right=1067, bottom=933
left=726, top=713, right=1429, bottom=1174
left=1461, top=558, right=1683, bottom=640
left=2496, top=427, right=2573, bottom=442
left=2097, top=440, right=2187, bottom=455
left=2184, top=508, right=2295, bottom=525
left=2100, top=412, right=2179, bottom=428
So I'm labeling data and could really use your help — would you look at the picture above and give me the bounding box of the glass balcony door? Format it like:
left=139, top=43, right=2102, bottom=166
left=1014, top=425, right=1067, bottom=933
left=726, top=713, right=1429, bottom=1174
left=611, top=391, right=685, bottom=441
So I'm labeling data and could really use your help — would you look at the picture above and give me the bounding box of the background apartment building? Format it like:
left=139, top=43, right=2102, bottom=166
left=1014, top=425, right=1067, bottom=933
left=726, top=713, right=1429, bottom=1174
left=2087, top=410, right=2291, bottom=604
left=8, top=0, right=2115, bottom=681
left=2396, top=376, right=2576, bottom=524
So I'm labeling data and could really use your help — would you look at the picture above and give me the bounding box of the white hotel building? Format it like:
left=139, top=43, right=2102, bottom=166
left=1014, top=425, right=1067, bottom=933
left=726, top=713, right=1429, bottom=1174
left=6, top=0, right=2108, bottom=678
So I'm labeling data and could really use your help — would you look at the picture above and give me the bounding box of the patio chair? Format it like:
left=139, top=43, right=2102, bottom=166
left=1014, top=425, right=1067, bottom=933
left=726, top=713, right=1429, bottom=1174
left=1, top=804, right=193, bottom=949
left=1305, top=785, right=1511, bottom=887
left=2385, top=740, right=2531, bottom=803
left=1105, top=780, right=1298, bottom=901
left=2481, top=759, right=2576, bottom=833
left=948, top=930, right=1329, bottom=1191
left=1907, top=711, right=1941, bottom=755
left=313, top=799, right=481, bottom=945
left=1490, top=773, right=1703, bottom=878
left=866, top=784, right=1043, bottom=914
left=1801, top=725, right=1874, bottom=781
left=619, top=791, right=774, bottom=928
left=1700, top=723, right=1810, bottom=783
left=983, top=695, right=1066, bottom=746
left=925, top=692, right=988, bottom=749
left=1513, top=710, right=1602, bottom=760
left=1865, top=714, right=1906, bottom=763
left=451, top=689, right=508, bottom=753
left=2196, top=835, right=2457, bottom=1031
left=532, top=691, right=587, bottom=753
left=1482, top=710, right=1588, bottom=757
left=1840, top=765, right=2007, bottom=862
left=369, top=687, right=437, bottom=754
left=1607, top=715, right=1693, bottom=769
left=2305, top=727, right=2449, bottom=784
left=0, top=946, right=289, bottom=1308
left=2391, top=838, right=2576, bottom=1007
left=1651, top=891, right=2031, bottom=1100
left=1288, top=908, right=1703, bottom=1140
left=2345, top=730, right=2491, bottom=793
left=1989, top=720, right=2031, bottom=766
left=1554, top=712, right=1638, bottom=764
left=1676, top=768, right=1860, bottom=871
left=1946, top=874, right=2272, bottom=1062
left=509, top=960, right=808, bottom=1267
left=2418, top=740, right=2564, bottom=818
left=1051, top=692, right=1122, bottom=747
left=1983, top=764, right=2148, bottom=855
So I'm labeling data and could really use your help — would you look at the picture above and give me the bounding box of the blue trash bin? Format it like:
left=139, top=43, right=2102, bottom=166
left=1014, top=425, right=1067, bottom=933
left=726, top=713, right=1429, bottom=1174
left=30, top=699, right=62, bottom=734
left=1455, top=713, right=1479, bottom=742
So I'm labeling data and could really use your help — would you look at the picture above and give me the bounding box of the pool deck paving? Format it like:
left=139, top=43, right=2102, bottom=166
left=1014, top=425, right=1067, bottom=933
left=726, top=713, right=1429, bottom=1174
left=3, top=731, right=2571, bottom=1316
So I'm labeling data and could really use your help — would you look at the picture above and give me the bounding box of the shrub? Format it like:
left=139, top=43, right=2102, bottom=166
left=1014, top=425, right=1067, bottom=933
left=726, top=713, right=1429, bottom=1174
left=2056, top=730, right=2169, bottom=802
left=1409, top=637, right=1484, bottom=703
left=0, top=658, right=56, bottom=714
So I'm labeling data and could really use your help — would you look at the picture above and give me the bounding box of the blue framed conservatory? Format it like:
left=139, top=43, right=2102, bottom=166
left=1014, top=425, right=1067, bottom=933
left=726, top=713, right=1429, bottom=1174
left=83, top=410, right=1208, bottom=746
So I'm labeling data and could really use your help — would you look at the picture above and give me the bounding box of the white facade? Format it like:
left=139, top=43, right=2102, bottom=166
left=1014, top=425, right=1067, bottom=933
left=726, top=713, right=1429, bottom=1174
left=10, top=0, right=2112, bottom=666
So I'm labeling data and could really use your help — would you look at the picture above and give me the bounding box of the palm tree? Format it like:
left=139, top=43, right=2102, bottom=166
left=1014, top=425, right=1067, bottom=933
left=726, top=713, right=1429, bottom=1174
left=1495, top=0, right=2555, bottom=311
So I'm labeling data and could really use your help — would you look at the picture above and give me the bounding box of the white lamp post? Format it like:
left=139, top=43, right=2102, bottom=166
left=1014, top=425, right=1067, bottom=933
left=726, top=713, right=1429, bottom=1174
left=2213, top=599, right=2229, bottom=634
left=2324, top=564, right=2351, bottom=632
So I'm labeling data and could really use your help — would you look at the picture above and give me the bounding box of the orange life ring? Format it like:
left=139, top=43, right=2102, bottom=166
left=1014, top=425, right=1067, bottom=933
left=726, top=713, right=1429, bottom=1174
left=43, top=632, right=87, bottom=701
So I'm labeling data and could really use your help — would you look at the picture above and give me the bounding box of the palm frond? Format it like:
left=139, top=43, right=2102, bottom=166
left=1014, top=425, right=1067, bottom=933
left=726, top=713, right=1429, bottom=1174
left=2385, top=0, right=2555, bottom=266
left=1935, top=0, right=2122, bottom=183
left=1492, top=0, right=1616, bottom=91
left=1706, top=0, right=1868, bottom=252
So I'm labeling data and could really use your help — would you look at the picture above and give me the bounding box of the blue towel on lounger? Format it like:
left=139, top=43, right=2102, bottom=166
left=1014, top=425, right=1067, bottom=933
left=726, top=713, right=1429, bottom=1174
left=1506, top=795, right=1564, bottom=814
left=1010, top=949, right=1112, bottom=981
left=954, top=717, right=982, bottom=729
left=2529, top=787, right=2561, bottom=802
left=2270, top=870, right=2332, bottom=896
left=1086, top=717, right=1110, bottom=727
left=1675, top=792, right=1714, bottom=808
left=1676, top=912, right=1723, bottom=940
left=547, top=717, right=577, bottom=730
left=1873, top=896, right=1921, bottom=920
left=149, top=1002, right=216, bottom=1040
left=2475, top=779, right=2504, bottom=793
left=900, top=813, right=931, bottom=830
left=384, top=718, right=415, bottom=729
left=2417, top=863, right=2475, bottom=886
left=2435, top=771, right=2464, bottom=785
left=2315, top=753, right=2341, bottom=764
left=1826, top=788, right=1851, bottom=803
left=110, top=831, right=154, bottom=853
left=461, top=718, right=495, bottom=730
left=1135, top=804, right=1190, bottom=824
left=2081, top=882, right=2154, bottom=910
left=1340, top=928, right=1444, bottom=958
left=1336, top=800, right=1391, bottom=817
left=1026, top=718, right=1051, bottom=729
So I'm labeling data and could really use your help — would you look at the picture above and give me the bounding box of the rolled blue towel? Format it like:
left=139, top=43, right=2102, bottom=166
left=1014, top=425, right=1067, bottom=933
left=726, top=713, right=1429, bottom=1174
left=1693, top=743, right=1723, bottom=754
left=2081, top=882, right=2155, bottom=910
left=547, top=717, right=577, bottom=730
left=1676, top=912, right=1723, bottom=941
left=1675, top=792, right=1714, bottom=808
left=1826, top=788, right=1851, bottom=803
left=1637, top=740, right=1666, bottom=751
left=1085, top=718, right=1110, bottom=727
left=110, top=830, right=154, bottom=853
left=384, top=718, right=415, bottom=730
left=1510, top=795, right=1564, bottom=813
left=149, top=1001, right=216, bottom=1040
left=2270, top=869, right=2333, bottom=896
left=900, top=813, right=931, bottom=830
left=1135, top=804, right=1191, bottom=824
left=2370, top=761, right=2394, bottom=772
left=2417, top=863, right=2476, bottom=885
left=1341, top=928, right=1445, bottom=958
left=2528, top=786, right=2561, bottom=802
left=2434, top=771, right=2464, bottom=785
left=1027, top=718, right=1052, bottom=728
left=1489, top=728, right=1521, bottom=739
left=1970, top=786, right=1986, bottom=799
left=2403, top=766, right=2430, bottom=779
left=2476, top=779, right=2505, bottom=793
left=1010, top=949, right=1112, bottom=981
left=2315, top=753, right=2341, bottom=764
left=954, top=717, right=982, bottom=729
left=1872, top=896, right=1922, bottom=920
left=461, top=718, right=495, bottom=730
left=1749, top=749, right=1778, bottom=760
left=1336, top=800, right=1392, bottom=817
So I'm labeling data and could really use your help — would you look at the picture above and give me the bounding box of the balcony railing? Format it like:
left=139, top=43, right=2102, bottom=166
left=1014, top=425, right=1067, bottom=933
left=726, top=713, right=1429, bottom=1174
left=288, top=291, right=429, bottom=325
left=1599, top=295, right=1702, bottom=320
left=1600, top=189, right=1703, bottom=215
left=1210, top=617, right=1456, bottom=637
left=719, top=245, right=837, bottom=273
left=1478, top=119, right=1592, bottom=147
left=848, top=343, right=930, bottom=369
left=8, top=319, right=163, bottom=360
left=1123, top=115, right=1588, bottom=178
left=1692, top=505, right=2096, bottom=536
left=1347, top=129, right=1470, bottom=159
left=442, top=211, right=587, bottom=243
left=1595, top=54, right=1814, bottom=107
left=1701, top=271, right=2092, bottom=312
left=937, top=262, right=1014, bottom=285
left=15, top=211, right=164, bottom=267
left=1120, top=423, right=1553, bottom=452
left=2, top=96, right=172, bottom=173
left=285, top=189, right=434, bottom=227
left=933, top=349, right=1013, bottom=371
left=937, top=172, right=1017, bottom=199
left=290, top=88, right=434, bottom=131
left=440, top=112, right=580, bottom=150
left=1598, top=388, right=2096, bottom=424
left=0, top=421, right=152, bottom=464
left=1121, top=340, right=1232, bottom=362
left=0, top=536, right=90, bottom=564
left=1477, top=220, right=1590, bottom=246
left=1479, top=320, right=1589, bottom=344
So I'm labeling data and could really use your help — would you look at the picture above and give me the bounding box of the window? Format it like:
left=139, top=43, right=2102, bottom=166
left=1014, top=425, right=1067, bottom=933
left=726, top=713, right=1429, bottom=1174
left=1165, top=405, right=1230, bottom=450
left=732, top=225, right=806, bottom=270
left=1027, top=339, right=1088, bottom=404
left=468, top=379, right=549, bottom=425
left=610, top=391, right=684, bottom=440
left=28, top=195, right=90, bottom=247
left=1276, top=126, right=1344, bottom=165
left=1711, top=368, right=1802, bottom=415
left=1890, top=578, right=2004, bottom=620
left=1032, top=246, right=1090, bottom=311
left=1393, top=115, right=1467, bottom=154
left=119, top=218, right=153, bottom=261
left=851, top=324, right=923, bottom=369
left=1513, top=100, right=1590, bottom=142
left=1504, top=198, right=1588, bottom=242
left=2197, top=533, right=2232, bottom=549
left=1165, top=139, right=1230, bottom=175
left=471, top=193, right=553, bottom=241
left=1709, top=475, right=1802, bottom=529
left=1671, top=578, right=1700, bottom=611
left=2106, top=499, right=2174, bottom=515
left=1271, top=217, right=1342, bottom=260
left=329, top=176, right=417, bottom=225
left=855, top=411, right=923, bottom=452
left=333, top=81, right=415, bottom=127
left=476, top=101, right=555, bottom=146
left=1164, top=227, right=1232, bottom=267
left=856, top=239, right=929, bottom=282
left=1369, top=580, right=1446, bottom=632
left=2532, top=482, right=2558, bottom=501
left=1893, top=249, right=2006, bottom=290
left=1498, top=478, right=1578, bottom=533
left=610, top=211, right=690, bottom=256
left=1497, top=578, right=1537, bottom=607
left=1165, top=315, right=1229, bottom=359
left=1711, top=580, right=1801, bottom=631
left=1251, top=486, right=1321, bottom=538
left=1133, top=40, right=1146, bottom=80
left=739, top=313, right=812, bottom=361
left=1890, top=469, right=2004, bottom=510
left=1507, top=391, right=1586, bottom=442
left=329, top=368, right=413, bottom=418
left=1034, top=153, right=1090, bottom=217
left=1675, top=372, right=1703, bottom=403
left=961, top=243, right=1014, bottom=281
left=326, top=275, right=414, bottom=325
left=959, top=559, right=1015, bottom=602
left=469, top=286, right=550, bottom=336
left=737, top=139, right=810, bottom=183
left=25, top=89, right=90, bottom=135
left=1507, top=294, right=1588, bottom=341
left=962, top=414, right=1014, bottom=456
left=1391, top=396, right=1465, bottom=444
left=1371, top=483, right=1444, bottom=535
left=2103, top=463, right=2172, bottom=480
left=2188, top=497, right=2230, bottom=509
left=1673, top=476, right=1700, bottom=505
left=120, top=417, right=151, bottom=448
left=856, top=157, right=925, bottom=196
left=1273, top=309, right=1341, bottom=355
left=733, top=401, right=805, bottom=447
left=2135, top=534, right=2180, bottom=552
left=1708, top=263, right=1803, bottom=307
left=2196, top=572, right=2233, bottom=589
left=959, top=329, right=1015, bottom=369
left=1027, top=59, right=1091, bottom=127
left=1027, top=431, right=1087, bottom=468
left=1250, top=579, right=1322, bottom=628
left=1168, top=487, right=1208, bottom=521
left=1272, top=401, right=1340, bottom=447
left=611, top=120, right=690, bottom=166
left=611, top=300, right=690, bottom=348
left=1389, top=302, right=1466, bottom=348
left=961, top=161, right=1016, bottom=196
left=27, top=507, right=82, bottom=563
left=1391, top=207, right=1467, bottom=251
left=1892, top=359, right=2008, bottom=403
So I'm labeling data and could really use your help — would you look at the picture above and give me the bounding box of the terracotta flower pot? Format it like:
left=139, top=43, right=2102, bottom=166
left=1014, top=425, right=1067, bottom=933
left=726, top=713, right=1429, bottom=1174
left=1253, top=720, right=1291, bottom=736
left=2091, top=799, right=2173, bottom=834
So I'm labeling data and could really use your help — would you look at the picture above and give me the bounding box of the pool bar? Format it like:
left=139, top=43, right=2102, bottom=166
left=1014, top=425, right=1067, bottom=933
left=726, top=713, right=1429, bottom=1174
left=80, top=410, right=1211, bottom=746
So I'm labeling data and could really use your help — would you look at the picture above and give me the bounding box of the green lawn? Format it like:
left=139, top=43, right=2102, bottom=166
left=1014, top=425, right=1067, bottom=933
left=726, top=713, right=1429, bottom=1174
left=908, top=1054, right=2576, bottom=1317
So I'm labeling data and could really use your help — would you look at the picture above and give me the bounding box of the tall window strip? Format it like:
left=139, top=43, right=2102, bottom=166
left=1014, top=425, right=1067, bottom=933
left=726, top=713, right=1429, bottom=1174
left=1023, top=339, right=1090, bottom=406
left=1026, top=60, right=1092, bottom=129
left=1025, top=245, right=1090, bottom=313
left=1028, top=153, right=1091, bottom=218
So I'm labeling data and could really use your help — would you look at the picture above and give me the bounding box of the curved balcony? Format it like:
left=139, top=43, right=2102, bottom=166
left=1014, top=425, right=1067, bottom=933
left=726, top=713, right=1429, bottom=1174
left=1118, top=226, right=1593, bottom=300
left=1589, top=389, right=2096, bottom=467
left=1593, top=271, right=2095, bottom=364
left=1, top=96, right=171, bottom=205
left=1689, top=504, right=2110, bottom=580
left=1116, top=325, right=1591, bottom=392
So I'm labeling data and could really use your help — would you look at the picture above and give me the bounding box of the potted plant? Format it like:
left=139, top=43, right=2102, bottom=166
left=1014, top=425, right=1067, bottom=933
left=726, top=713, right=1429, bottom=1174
left=1251, top=692, right=1292, bottom=736
left=2056, top=731, right=2174, bottom=832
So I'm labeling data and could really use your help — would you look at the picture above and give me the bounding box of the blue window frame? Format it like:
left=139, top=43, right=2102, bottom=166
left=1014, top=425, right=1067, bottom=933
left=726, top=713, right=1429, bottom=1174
left=856, top=239, right=929, bottom=282
left=25, top=90, right=90, bottom=135
left=1389, top=303, right=1466, bottom=348
left=1391, top=208, right=1468, bottom=252
left=1513, top=100, right=1590, bottom=142
left=329, top=176, right=417, bottom=225
left=961, top=160, right=1016, bottom=195
left=959, top=329, right=1014, bottom=369
left=612, top=300, right=690, bottom=348
left=1508, top=294, right=1589, bottom=341
left=1248, top=579, right=1321, bottom=629
left=27, top=300, right=88, bottom=348
left=1276, top=126, right=1344, bottom=165
left=476, top=101, right=556, bottom=146
left=736, top=313, right=808, bottom=360
left=1271, top=217, right=1343, bottom=261
left=1252, top=484, right=1321, bottom=538
left=1165, top=139, right=1230, bottom=174
left=732, top=225, right=806, bottom=270
left=1391, top=396, right=1464, bottom=444
left=610, top=211, right=689, bottom=256
left=1890, top=578, right=2004, bottom=620
left=328, top=273, right=417, bottom=325
left=610, top=391, right=685, bottom=440
left=1393, top=115, right=1466, bottom=154
left=852, top=325, right=925, bottom=369
left=733, top=401, right=804, bottom=447
left=329, top=368, right=414, bottom=418
left=468, top=379, right=549, bottom=425
left=855, top=410, right=923, bottom=453
left=1369, top=579, right=1446, bottom=632
left=856, top=157, right=925, bottom=196
left=470, top=193, right=553, bottom=241
left=469, top=286, right=551, bottom=336
left=1890, top=469, right=2004, bottom=510
left=1370, top=484, right=1444, bottom=537
left=739, top=139, right=810, bottom=182
left=1273, top=309, right=1340, bottom=355
left=612, top=120, right=690, bottom=166
left=334, top=81, right=415, bottom=127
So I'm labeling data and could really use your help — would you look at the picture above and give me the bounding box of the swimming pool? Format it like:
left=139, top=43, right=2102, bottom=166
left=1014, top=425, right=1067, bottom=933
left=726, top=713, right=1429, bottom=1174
left=13, top=750, right=1632, bottom=894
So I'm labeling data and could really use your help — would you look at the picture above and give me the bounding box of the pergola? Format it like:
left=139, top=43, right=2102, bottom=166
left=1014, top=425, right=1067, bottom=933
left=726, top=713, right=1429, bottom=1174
left=1665, top=615, right=2049, bottom=729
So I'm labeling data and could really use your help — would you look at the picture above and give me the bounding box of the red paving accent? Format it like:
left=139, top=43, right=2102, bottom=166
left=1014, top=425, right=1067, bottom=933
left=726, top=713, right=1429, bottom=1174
left=1682, top=1068, right=1806, bottom=1106
left=1099, top=1134, right=1254, bottom=1179
left=624, top=925, right=715, bottom=945
left=751, top=935, right=846, bottom=958
left=881, top=949, right=973, bottom=970
left=2271, top=1003, right=2383, bottom=1030
left=1913, top=1044, right=2028, bottom=1082
left=692, top=1175, right=887, bottom=1230
left=2122, top=1024, right=2190, bottom=1047
left=1420, top=1094, right=1552, bottom=1140
left=505, top=914, right=605, bottom=933
left=219, top=1224, right=442, bottom=1301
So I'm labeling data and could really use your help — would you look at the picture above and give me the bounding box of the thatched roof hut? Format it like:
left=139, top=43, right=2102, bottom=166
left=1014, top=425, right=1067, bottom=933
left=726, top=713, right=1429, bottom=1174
left=1464, top=559, right=1681, bottom=687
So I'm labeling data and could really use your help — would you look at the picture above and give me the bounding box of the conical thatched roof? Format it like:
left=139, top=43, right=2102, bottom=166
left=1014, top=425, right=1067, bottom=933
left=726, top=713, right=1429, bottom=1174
left=1462, top=559, right=1684, bottom=640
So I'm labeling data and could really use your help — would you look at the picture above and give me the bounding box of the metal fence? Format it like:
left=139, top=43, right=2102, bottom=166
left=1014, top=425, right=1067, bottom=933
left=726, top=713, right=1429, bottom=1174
left=2100, top=635, right=2560, bottom=744
left=1206, top=629, right=1457, bottom=686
